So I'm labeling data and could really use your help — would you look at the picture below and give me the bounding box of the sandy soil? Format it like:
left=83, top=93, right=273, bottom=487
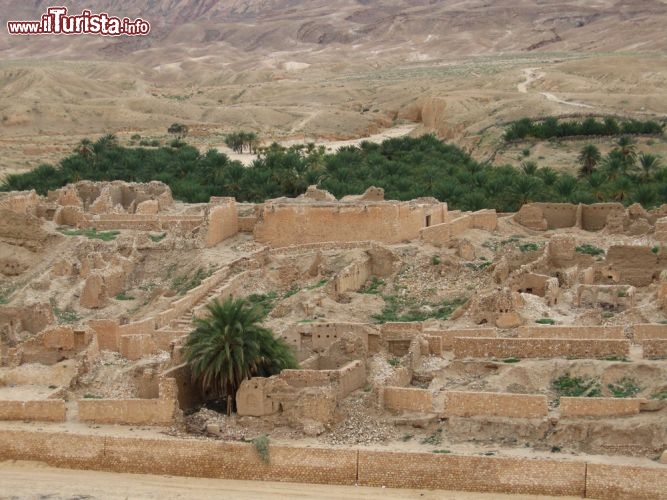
left=0, top=461, right=580, bottom=500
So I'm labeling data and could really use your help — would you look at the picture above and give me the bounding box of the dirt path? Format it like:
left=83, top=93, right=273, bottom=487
left=0, top=461, right=579, bottom=500
left=518, top=67, right=593, bottom=109
left=213, top=123, right=419, bottom=166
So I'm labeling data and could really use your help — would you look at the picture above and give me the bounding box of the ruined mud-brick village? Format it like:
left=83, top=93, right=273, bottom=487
left=0, top=180, right=665, bottom=498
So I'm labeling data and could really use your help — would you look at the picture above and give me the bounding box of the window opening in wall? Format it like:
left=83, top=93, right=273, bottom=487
left=425, top=215, right=432, bottom=227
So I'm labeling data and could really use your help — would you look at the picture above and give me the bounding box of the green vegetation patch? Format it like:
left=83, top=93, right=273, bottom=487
left=253, top=434, right=270, bottom=464
left=504, top=116, right=664, bottom=142
left=59, top=228, right=120, bottom=241
left=420, top=429, right=442, bottom=446
left=608, top=377, right=641, bottom=398
left=359, top=277, right=385, bottom=294
left=149, top=232, right=167, bottom=243
left=576, top=244, right=605, bottom=256
left=551, top=374, right=601, bottom=401
left=535, top=318, right=556, bottom=325
left=247, top=291, right=278, bottom=317
left=372, top=295, right=466, bottom=324
left=114, top=293, right=135, bottom=301
left=171, top=267, right=213, bottom=295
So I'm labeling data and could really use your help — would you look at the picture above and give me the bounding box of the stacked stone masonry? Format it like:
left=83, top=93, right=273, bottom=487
left=559, top=397, right=642, bottom=418
left=0, top=429, right=665, bottom=498
left=443, top=391, right=548, bottom=418
left=452, top=338, right=631, bottom=359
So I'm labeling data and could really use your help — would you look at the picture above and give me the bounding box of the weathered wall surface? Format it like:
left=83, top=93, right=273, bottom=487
left=0, top=429, right=357, bottom=485
left=254, top=200, right=447, bottom=247
left=0, top=400, right=66, bottom=422
left=382, top=387, right=433, bottom=413
left=642, top=339, right=667, bottom=359
left=77, top=399, right=178, bottom=426
left=451, top=338, right=630, bottom=359
left=357, top=451, right=586, bottom=496
left=604, top=246, right=659, bottom=286
left=559, top=397, right=641, bottom=418
left=0, top=429, right=665, bottom=498
left=420, top=210, right=497, bottom=247
left=203, top=198, right=238, bottom=247
left=423, top=327, right=497, bottom=353
left=516, top=325, right=625, bottom=339
left=514, top=202, right=624, bottom=231
left=443, top=391, right=548, bottom=418
left=586, top=463, right=667, bottom=500
left=581, top=203, right=625, bottom=231
left=332, top=256, right=371, bottom=294
left=634, top=324, right=667, bottom=341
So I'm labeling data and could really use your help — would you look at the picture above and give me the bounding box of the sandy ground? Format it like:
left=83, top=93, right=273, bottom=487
left=212, top=123, right=419, bottom=165
left=0, top=461, right=579, bottom=500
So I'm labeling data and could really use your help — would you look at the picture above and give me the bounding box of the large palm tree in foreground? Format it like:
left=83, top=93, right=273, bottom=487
left=184, top=297, right=297, bottom=415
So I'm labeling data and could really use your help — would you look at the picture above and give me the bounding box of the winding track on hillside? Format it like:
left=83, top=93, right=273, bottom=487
left=518, top=68, right=593, bottom=109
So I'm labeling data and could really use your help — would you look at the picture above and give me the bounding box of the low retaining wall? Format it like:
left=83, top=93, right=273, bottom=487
left=423, top=328, right=497, bottom=352
left=633, top=323, right=667, bottom=341
left=559, top=397, right=642, bottom=418
left=382, top=387, right=433, bottom=413
left=0, top=400, right=66, bottom=422
left=442, top=391, right=548, bottom=418
left=452, top=338, right=630, bottom=359
left=357, top=450, right=584, bottom=496
left=517, top=325, right=625, bottom=339
left=77, top=399, right=178, bottom=426
left=642, top=339, right=667, bottom=359
left=586, top=463, right=667, bottom=500
left=0, top=428, right=664, bottom=498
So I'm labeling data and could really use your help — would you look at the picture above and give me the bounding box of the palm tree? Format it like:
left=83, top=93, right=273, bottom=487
left=616, top=136, right=637, bottom=166
left=637, top=153, right=662, bottom=180
left=577, top=144, right=601, bottom=177
left=183, top=297, right=297, bottom=415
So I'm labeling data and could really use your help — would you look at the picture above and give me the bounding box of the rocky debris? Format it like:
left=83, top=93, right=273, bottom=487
left=321, top=392, right=397, bottom=445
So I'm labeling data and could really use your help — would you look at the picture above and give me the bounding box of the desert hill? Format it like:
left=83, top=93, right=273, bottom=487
left=0, top=1, right=666, bottom=176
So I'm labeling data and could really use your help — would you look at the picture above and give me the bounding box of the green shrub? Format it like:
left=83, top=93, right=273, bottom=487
left=519, top=242, right=540, bottom=252
left=431, top=254, right=441, bottom=265
left=247, top=291, right=278, bottom=317
left=359, top=277, right=385, bottom=294
left=576, top=244, right=605, bottom=256
left=149, top=232, right=167, bottom=242
left=59, top=228, right=120, bottom=241
left=651, top=391, right=667, bottom=400
left=253, top=434, right=270, bottom=464
left=535, top=318, right=556, bottom=325
left=171, top=268, right=213, bottom=295
left=115, top=293, right=135, bottom=301
left=432, top=449, right=451, bottom=454
left=503, top=357, right=521, bottom=363
left=420, top=429, right=442, bottom=446
left=608, top=378, right=641, bottom=398
left=551, top=374, right=601, bottom=400
left=388, top=357, right=401, bottom=367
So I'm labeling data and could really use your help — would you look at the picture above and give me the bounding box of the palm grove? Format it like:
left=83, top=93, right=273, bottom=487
left=2, top=116, right=666, bottom=212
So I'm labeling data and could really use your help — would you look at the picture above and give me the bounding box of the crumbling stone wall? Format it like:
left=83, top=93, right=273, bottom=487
left=202, top=198, right=239, bottom=247
left=604, top=246, right=660, bottom=286
left=422, top=327, right=497, bottom=353
left=254, top=199, right=447, bottom=247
